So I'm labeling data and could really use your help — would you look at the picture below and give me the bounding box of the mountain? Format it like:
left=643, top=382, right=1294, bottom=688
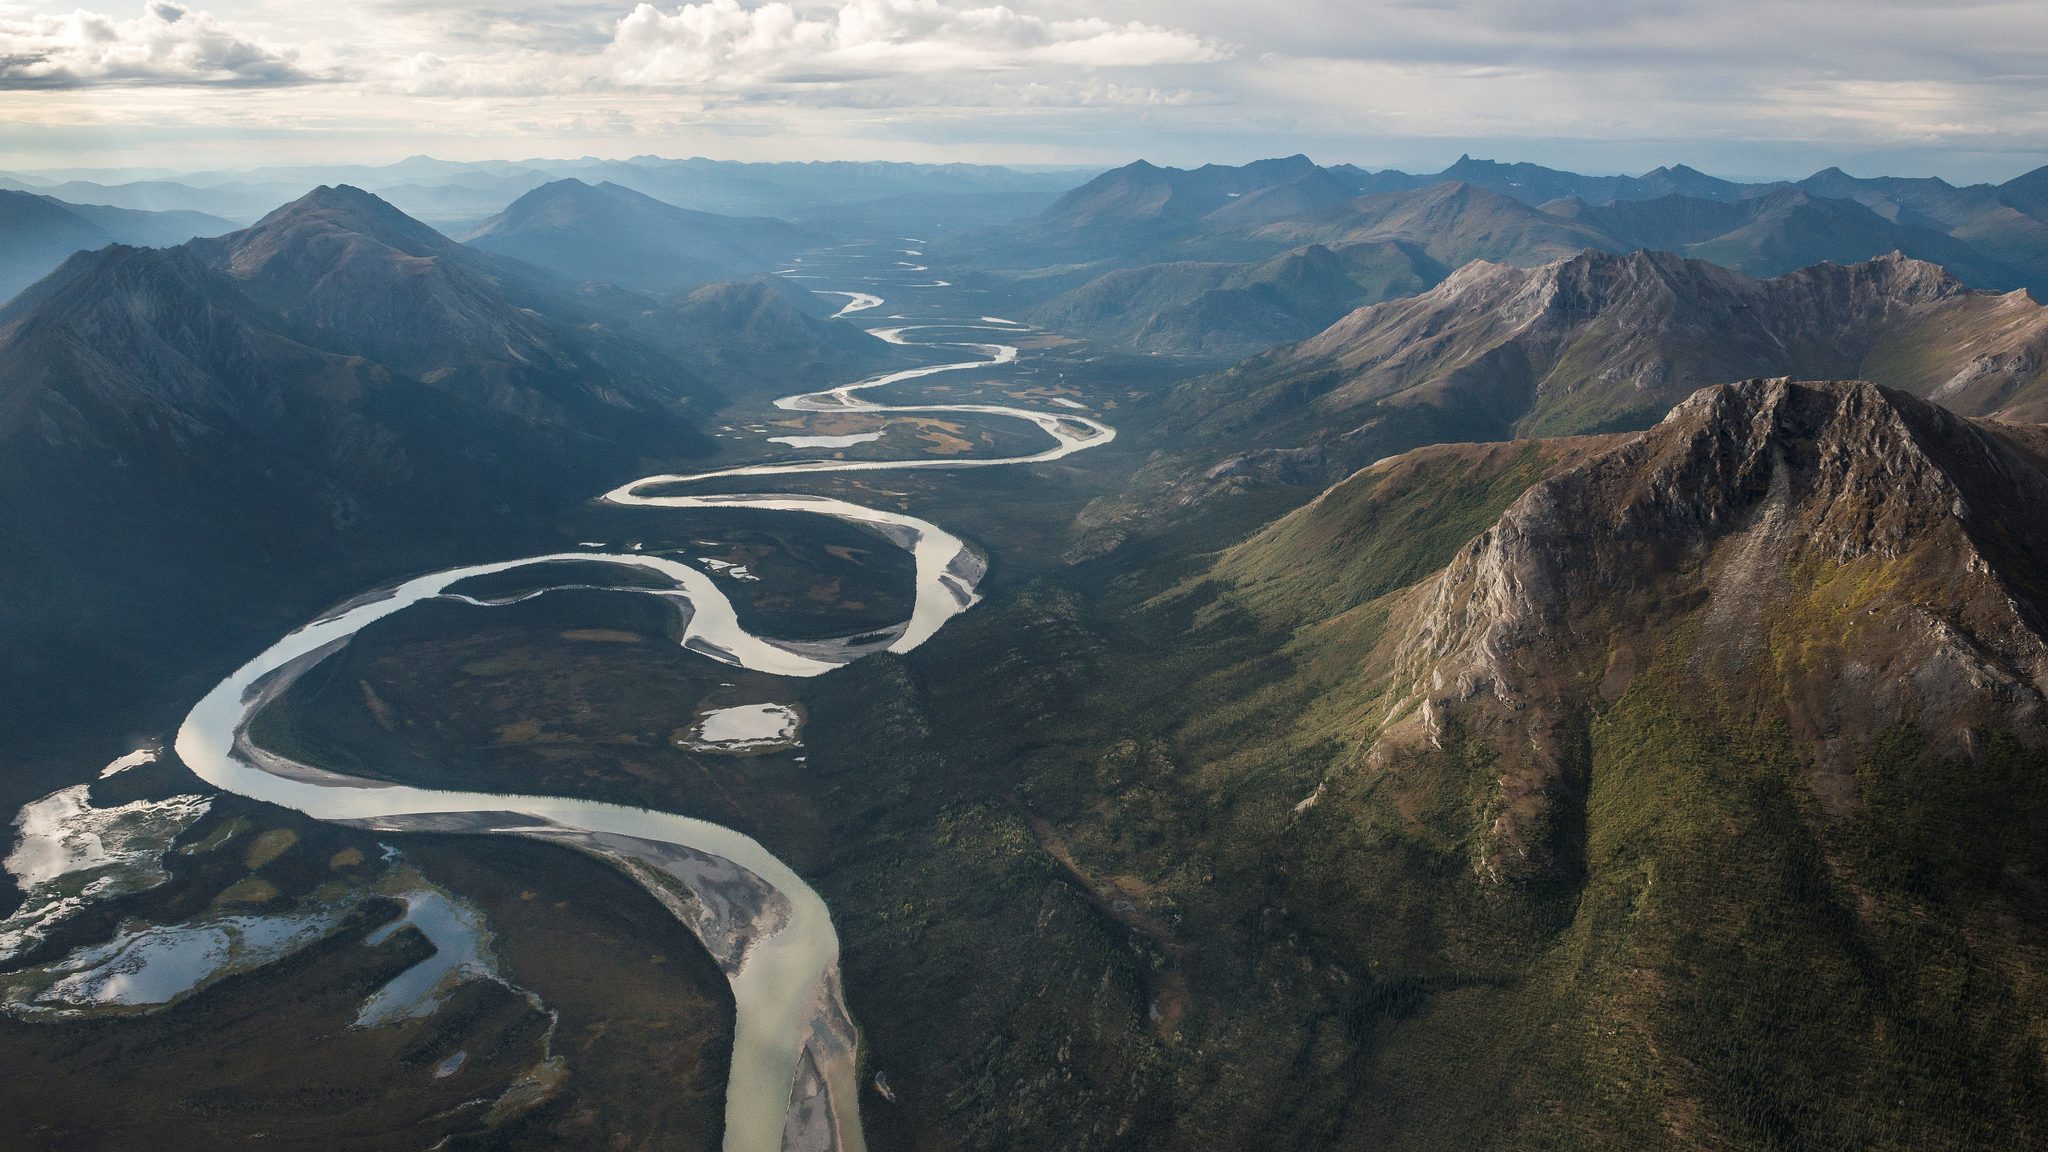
left=1556, top=186, right=2030, bottom=287
left=1777, top=166, right=2048, bottom=278
left=1197, top=165, right=1367, bottom=229
left=952, top=175, right=1620, bottom=321
left=463, top=178, right=813, bottom=295
left=624, top=274, right=893, bottom=392
left=0, top=190, right=236, bottom=303
left=1357, top=379, right=2048, bottom=874
left=1635, top=162, right=1767, bottom=201
left=0, top=176, right=293, bottom=220
left=944, top=156, right=1368, bottom=300
left=2002, top=163, right=2048, bottom=219
left=0, top=185, right=717, bottom=752
left=556, top=156, right=1092, bottom=226
left=0, top=193, right=115, bottom=304
left=1244, top=181, right=1619, bottom=268
left=933, top=158, right=2048, bottom=351
left=28, top=198, right=234, bottom=249
left=1246, top=183, right=2026, bottom=291
left=798, top=376, right=2048, bottom=1151
left=1029, top=154, right=1323, bottom=241
left=1024, top=240, right=1448, bottom=358
left=1027, top=153, right=1757, bottom=223
left=1148, top=250, right=2048, bottom=505
left=1327, top=162, right=1434, bottom=196
left=971, top=157, right=2048, bottom=310
left=1174, top=378, right=2048, bottom=1146
left=1432, top=153, right=1660, bottom=205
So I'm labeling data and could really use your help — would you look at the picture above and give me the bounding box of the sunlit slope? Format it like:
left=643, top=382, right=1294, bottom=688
left=1192, top=378, right=2048, bottom=1147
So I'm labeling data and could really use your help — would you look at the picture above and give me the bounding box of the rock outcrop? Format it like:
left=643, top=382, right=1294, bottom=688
left=1369, top=379, right=2048, bottom=880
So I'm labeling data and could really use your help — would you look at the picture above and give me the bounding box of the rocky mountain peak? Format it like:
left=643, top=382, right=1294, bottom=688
left=230, top=184, right=453, bottom=265
left=1370, top=378, right=2048, bottom=881
left=1787, top=249, right=1969, bottom=299
left=177, top=184, right=565, bottom=377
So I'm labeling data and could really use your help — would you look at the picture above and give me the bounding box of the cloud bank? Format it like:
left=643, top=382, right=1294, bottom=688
left=0, top=0, right=2044, bottom=179
left=0, top=1, right=311, bottom=88
left=603, top=0, right=1227, bottom=86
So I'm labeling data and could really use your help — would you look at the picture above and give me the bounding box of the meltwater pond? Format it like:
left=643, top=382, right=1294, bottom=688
left=357, top=880, right=501, bottom=1027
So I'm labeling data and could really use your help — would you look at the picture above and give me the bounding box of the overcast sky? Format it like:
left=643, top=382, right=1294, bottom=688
left=2, top=0, right=2045, bottom=181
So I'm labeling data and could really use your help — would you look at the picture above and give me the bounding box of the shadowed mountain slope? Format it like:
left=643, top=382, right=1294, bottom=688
left=626, top=274, right=895, bottom=394
left=0, top=189, right=236, bottom=304
left=1555, top=187, right=2028, bottom=287
left=0, top=185, right=718, bottom=752
left=1245, top=181, right=1618, bottom=268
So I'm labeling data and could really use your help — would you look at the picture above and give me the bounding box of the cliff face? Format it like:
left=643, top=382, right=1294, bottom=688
left=1367, top=379, right=2048, bottom=880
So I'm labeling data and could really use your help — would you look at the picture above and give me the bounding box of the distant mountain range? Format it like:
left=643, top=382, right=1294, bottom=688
left=1074, top=249, right=2048, bottom=535
left=1229, top=248, right=2042, bottom=433
left=0, top=190, right=235, bottom=303
left=0, top=155, right=1095, bottom=231
left=16, top=151, right=2046, bottom=363
left=973, top=155, right=2048, bottom=354
left=0, top=159, right=1088, bottom=312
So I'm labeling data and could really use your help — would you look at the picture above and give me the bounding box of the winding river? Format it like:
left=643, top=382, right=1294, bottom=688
left=172, top=247, right=1114, bottom=1152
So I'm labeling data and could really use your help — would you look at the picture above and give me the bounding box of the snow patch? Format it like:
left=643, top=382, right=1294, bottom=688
left=0, top=785, right=211, bottom=963
left=98, top=747, right=159, bottom=779
left=769, top=432, right=883, bottom=449
left=683, top=704, right=802, bottom=752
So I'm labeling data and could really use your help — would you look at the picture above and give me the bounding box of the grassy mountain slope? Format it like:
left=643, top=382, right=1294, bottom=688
left=1024, top=241, right=1447, bottom=357
left=777, top=380, right=2048, bottom=1151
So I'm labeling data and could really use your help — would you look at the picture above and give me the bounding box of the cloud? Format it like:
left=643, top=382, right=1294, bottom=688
left=398, top=49, right=588, bottom=97
left=0, top=1, right=314, bottom=88
left=604, top=0, right=1228, bottom=87
left=1, top=0, right=2044, bottom=181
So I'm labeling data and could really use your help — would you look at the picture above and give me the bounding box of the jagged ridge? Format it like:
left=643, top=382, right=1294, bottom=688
left=1168, top=249, right=2048, bottom=470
